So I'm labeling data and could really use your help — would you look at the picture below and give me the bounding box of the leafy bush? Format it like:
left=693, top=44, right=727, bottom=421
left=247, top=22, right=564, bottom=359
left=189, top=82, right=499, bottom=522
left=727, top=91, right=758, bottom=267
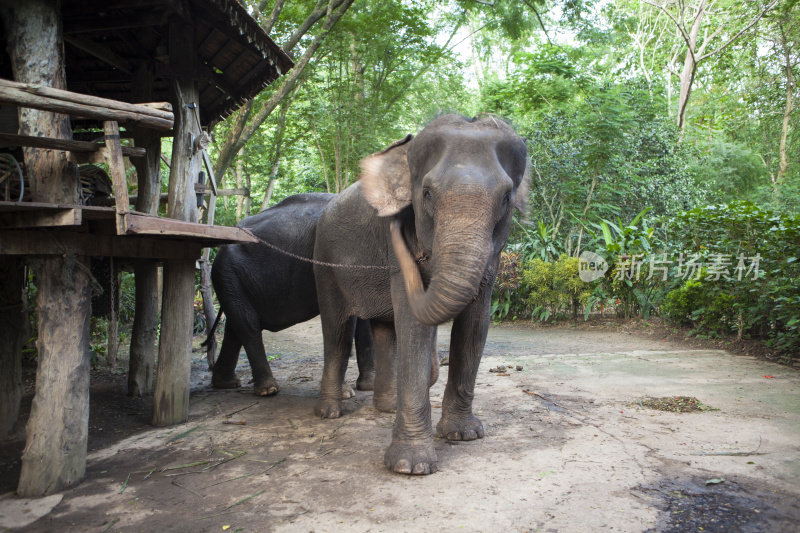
left=664, top=201, right=800, bottom=358
left=523, top=255, right=591, bottom=321
left=491, top=251, right=526, bottom=320
left=662, top=278, right=739, bottom=337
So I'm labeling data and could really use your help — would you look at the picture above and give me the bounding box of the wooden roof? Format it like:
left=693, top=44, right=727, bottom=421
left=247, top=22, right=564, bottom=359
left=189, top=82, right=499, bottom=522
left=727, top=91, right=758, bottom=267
left=8, top=0, right=293, bottom=128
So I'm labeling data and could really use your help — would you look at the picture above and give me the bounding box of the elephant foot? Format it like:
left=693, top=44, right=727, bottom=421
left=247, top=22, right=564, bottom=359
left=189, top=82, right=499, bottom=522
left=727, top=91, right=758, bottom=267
left=436, top=414, right=485, bottom=441
left=314, top=397, right=342, bottom=419
left=384, top=440, right=438, bottom=475
left=341, top=383, right=355, bottom=399
left=211, top=373, right=241, bottom=389
left=373, top=393, right=396, bottom=413
left=254, top=377, right=279, bottom=396
left=356, top=370, right=375, bottom=391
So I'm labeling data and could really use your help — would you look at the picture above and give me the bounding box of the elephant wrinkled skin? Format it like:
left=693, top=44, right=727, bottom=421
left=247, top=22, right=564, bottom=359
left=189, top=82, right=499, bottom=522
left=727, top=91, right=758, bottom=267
left=209, top=193, right=375, bottom=397
left=313, top=115, right=529, bottom=475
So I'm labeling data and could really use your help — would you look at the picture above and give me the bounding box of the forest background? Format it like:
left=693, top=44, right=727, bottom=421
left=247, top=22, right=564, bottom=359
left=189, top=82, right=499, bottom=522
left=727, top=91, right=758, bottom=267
left=139, top=0, right=799, bottom=361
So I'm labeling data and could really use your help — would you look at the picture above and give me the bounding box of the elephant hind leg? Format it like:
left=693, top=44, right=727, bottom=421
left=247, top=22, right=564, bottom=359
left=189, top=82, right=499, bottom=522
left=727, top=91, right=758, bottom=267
left=354, top=318, right=376, bottom=391
left=241, top=335, right=279, bottom=396
left=211, top=331, right=243, bottom=389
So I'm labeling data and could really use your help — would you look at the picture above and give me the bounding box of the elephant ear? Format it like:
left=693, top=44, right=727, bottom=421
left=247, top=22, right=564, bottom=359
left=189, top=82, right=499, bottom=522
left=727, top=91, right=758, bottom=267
left=513, top=160, right=531, bottom=220
left=360, top=134, right=413, bottom=217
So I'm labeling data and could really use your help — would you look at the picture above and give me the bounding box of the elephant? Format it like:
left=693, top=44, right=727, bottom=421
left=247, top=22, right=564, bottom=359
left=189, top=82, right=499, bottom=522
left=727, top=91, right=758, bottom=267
left=207, top=193, right=375, bottom=396
left=312, top=114, right=529, bottom=475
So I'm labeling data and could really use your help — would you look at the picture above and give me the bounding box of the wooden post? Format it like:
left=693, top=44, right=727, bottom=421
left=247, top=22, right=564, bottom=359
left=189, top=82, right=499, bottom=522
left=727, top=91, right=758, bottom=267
left=152, top=20, right=202, bottom=426
left=0, top=257, right=25, bottom=437
left=200, top=155, right=218, bottom=369
left=106, top=257, right=120, bottom=368
left=3, top=0, right=93, bottom=496
left=128, top=62, right=162, bottom=397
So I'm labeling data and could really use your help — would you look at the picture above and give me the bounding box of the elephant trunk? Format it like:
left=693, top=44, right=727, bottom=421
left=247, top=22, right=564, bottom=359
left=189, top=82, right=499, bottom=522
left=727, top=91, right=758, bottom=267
left=391, top=218, right=492, bottom=326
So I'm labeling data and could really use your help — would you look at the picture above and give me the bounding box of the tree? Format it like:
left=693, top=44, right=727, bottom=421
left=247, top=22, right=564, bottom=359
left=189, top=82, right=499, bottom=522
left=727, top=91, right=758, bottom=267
left=212, top=0, right=356, bottom=184
left=643, top=0, right=779, bottom=134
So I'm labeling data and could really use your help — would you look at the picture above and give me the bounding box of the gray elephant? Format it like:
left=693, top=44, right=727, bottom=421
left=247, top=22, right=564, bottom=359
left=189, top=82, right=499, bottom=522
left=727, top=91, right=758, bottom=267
left=312, top=114, right=529, bottom=475
left=207, top=193, right=375, bottom=396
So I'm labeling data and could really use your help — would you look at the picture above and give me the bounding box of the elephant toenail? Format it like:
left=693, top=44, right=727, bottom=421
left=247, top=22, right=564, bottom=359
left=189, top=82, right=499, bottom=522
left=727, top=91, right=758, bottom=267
left=394, top=459, right=412, bottom=474
left=412, top=463, right=430, bottom=475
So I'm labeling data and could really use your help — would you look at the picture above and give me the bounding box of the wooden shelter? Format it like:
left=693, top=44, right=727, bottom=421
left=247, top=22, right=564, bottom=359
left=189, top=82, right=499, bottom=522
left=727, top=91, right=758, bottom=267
left=0, top=0, right=291, bottom=496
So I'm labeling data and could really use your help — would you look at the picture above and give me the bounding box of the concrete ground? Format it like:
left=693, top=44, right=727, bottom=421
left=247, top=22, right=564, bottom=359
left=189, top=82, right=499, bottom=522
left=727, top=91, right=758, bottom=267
left=1, top=319, right=798, bottom=532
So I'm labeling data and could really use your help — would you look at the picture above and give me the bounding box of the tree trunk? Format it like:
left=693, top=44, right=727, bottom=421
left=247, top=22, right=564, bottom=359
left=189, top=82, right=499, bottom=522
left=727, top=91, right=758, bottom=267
left=200, top=185, right=218, bottom=370
left=0, top=257, right=25, bottom=438
left=775, top=23, right=795, bottom=194
left=152, top=21, right=202, bottom=427
left=211, top=0, right=355, bottom=182
left=243, top=167, right=251, bottom=216
left=234, top=151, right=244, bottom=221
left=3, top=0, right=93, bottom=497
left=129, top=62, right=163, bottom=397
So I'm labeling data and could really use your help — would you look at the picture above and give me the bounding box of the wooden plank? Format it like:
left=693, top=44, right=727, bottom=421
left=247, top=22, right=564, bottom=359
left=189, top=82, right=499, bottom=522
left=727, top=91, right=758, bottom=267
left=212, top=188, right=248, bottom=196
left=0, top=78, right=173, bottom=130
left=0, top=200, right=115, bottom=217
left=0, top=78, right=173, bottom=118
left=201, top=149, right=218, bottom=195
left=63, top=13, right=164, bottom=35
left=125, top=213, right=258, bottom=244
left=0, top=132, right=146, bottom=157
left=64, top=35, right=133, bottom=75
left=0, top=208, right=80, bottom=228
left=0, top=229, right=202, bottom=259
left=103, top=121, right=129, bottom=234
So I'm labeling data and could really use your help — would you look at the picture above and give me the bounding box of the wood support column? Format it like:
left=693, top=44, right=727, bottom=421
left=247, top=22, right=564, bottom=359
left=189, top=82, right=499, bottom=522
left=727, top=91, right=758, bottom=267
left=3, top=0, right=93, bottom=496
left=0, top=257, right=25, bottom=437
left=129, top=62, right=162, bottom=397
left=152, top=20, right=202, bottom=426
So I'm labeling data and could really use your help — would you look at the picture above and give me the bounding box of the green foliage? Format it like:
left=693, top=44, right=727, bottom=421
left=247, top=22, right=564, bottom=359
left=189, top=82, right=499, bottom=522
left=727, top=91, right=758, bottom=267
left=522, top=255, right=592, bottom=321
left=663, top=201, right=800, bottom=357
left=491, top=251, right=525, bottom=321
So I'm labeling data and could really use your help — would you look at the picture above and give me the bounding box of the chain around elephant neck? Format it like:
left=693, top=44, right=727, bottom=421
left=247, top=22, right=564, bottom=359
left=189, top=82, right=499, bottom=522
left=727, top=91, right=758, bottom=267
left=248, top=233, right=392, bottom=270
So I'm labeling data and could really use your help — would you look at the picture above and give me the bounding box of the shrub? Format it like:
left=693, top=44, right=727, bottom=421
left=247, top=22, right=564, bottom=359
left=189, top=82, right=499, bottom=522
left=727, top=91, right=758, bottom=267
left=523, top=255, right=591, bottom=321
left=491, top=251, right=526, bottom=320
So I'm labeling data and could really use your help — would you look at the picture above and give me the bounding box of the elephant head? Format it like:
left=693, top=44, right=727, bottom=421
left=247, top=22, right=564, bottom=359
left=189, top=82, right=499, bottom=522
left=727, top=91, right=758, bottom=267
left=361, top=114, right=529, bottom=326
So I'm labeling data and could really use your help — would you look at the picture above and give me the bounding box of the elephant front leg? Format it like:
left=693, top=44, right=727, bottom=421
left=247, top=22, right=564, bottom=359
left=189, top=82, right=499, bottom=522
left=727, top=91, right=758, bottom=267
left=315, top=313, right=355, bottom=418
left=436, top=278, right=492, bottom=441
left=371, top=320, right=397, bottom=412
left=383, top=277, right=438, bottom=475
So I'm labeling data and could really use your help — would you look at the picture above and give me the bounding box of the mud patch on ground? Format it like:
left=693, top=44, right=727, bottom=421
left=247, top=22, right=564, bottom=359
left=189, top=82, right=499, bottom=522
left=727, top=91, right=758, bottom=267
left=638, top=474, right=800, bottom=532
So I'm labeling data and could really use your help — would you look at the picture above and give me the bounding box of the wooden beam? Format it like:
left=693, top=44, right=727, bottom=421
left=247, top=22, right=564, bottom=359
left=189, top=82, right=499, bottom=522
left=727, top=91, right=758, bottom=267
left=0, top=208, right=80, bottom=228
left=0, top=78, right=172, bottom=116
left=125, top=213, right=258, bottom=244
left=0, top=78, right=173, bottom=130
left=0, top=132, right=146, bottom=158
left=63, top=13, right=164, bottom=34
left=64, top=35, right=133, bottom=75
left=201, top=149, right=218, bottom=195
left=103, top=121, right=130, bottom=234
left=0, top=229, right=202, bottom=259
left=209, top=187, right=247, bottom=196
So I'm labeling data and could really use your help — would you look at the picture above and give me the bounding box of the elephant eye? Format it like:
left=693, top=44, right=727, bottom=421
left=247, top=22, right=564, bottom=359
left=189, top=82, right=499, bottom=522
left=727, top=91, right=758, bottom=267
left=502, top=192, right=511, bottom=208
left=423, top=188, right=432, bottom=202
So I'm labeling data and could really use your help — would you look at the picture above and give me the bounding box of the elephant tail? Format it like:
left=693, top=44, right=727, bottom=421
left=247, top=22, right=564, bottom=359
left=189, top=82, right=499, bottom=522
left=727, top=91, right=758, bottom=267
left=201, top=310, right=224, bottom=348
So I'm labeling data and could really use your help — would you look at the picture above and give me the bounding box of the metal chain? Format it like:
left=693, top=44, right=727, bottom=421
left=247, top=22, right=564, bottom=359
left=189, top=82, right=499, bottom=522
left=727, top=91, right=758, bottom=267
left=249, top=234, right=392, bottom=270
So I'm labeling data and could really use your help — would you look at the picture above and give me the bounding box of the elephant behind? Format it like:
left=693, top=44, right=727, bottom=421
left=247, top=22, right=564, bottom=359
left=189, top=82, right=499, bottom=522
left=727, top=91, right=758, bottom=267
left=313, top=114, right=529, bottom=475
left=208, top=193, right=374, bottom=396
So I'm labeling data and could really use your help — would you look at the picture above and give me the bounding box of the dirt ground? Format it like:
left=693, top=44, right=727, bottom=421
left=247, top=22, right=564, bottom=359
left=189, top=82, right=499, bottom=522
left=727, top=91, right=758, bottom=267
left=1, top=319, right=799, bottom=532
